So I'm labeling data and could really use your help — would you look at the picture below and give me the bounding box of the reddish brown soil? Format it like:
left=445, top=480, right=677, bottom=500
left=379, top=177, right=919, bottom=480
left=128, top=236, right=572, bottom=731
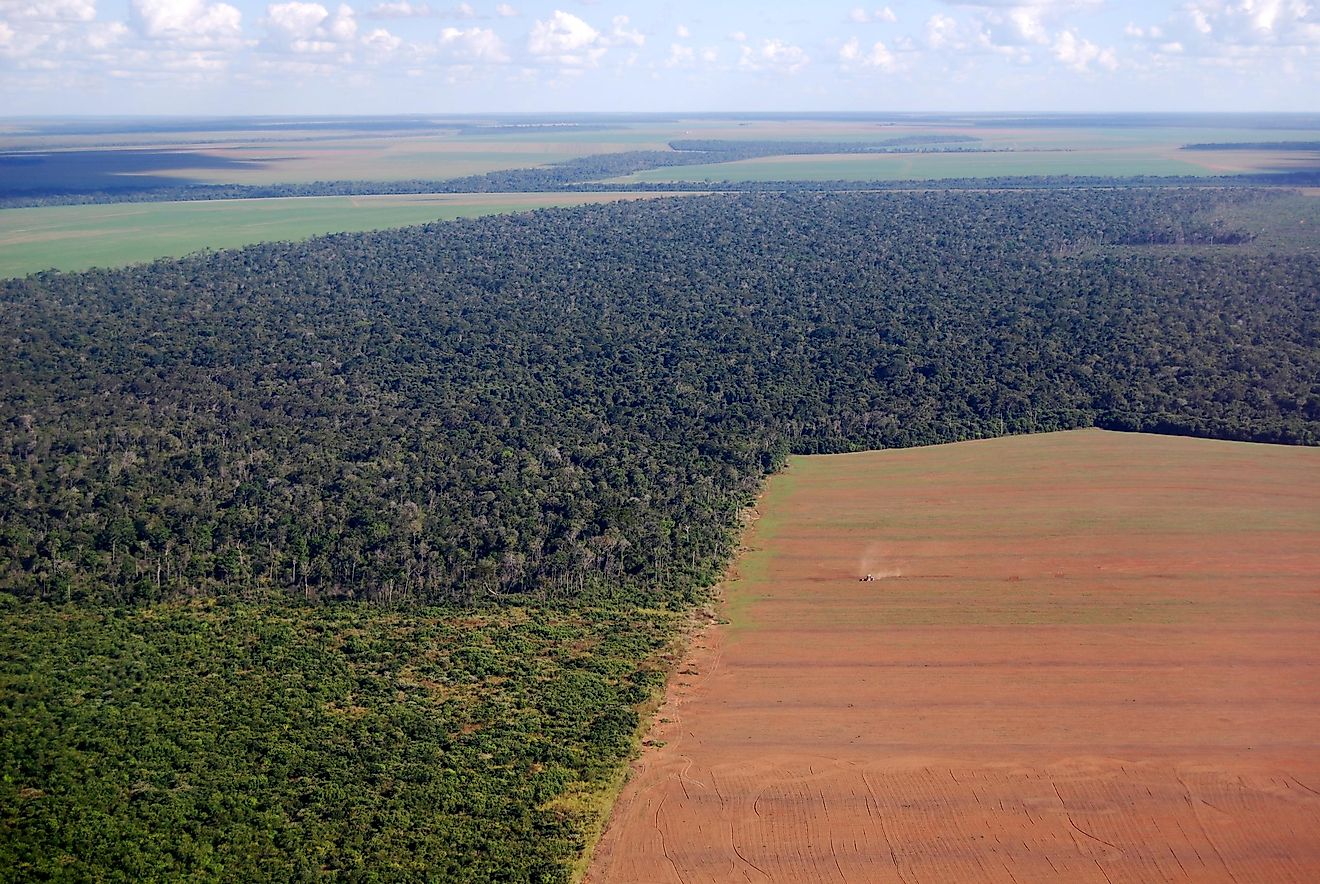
left=588, top=430, right=1320, bottom=883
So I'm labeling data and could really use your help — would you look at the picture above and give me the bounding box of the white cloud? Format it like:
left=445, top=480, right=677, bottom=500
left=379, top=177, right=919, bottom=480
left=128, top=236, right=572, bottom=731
left=132, top=0, right=243, bottom=44
left=1126, top=0, right=1319, bottom=65
left=1007, top=7, right=1049, bottom=43
left=665, top=40, right=716, bottom=69
left=937, top=0, right=1100, bottom=7
left=0, top=0, right=132, bottom=70
left=1245, top=0, right=1288, bottom=31
left=839, top=35, right=897, bottom=70
left=85, top=19, right=128, bottom=47
left=675, top=23, right=689, bottom=38
left=495, top=2, right=516, bottom=16
left=1051, top=27, right=1116, bottom=70
left=328, top=4, right=356, bottom=38
left=1187, top=0, right=1319, bottom=47
left=922, top=1, right=1128, bottom=69
left=527, top=9, right=604, bottom=65
left=2, top=0, right=242, bottom=81
left=361, top=25, right=399, bottom=52
left=0, top=0, right=95, bottom=22
left=0, top=19, right=48, bottom=59
left=264, top=1, right=357, bottom=54
left=738, top=37, right=808, bottom=74
left=926, top=12, right=958, bottom=47
left=850, top=6, right=897, bottom=24
left=439, top=24, right=506, bottom=61
left=605, top=14, right=643, bottom=47
left=361, top=0, right=468, bottom=17
left=728, top=30, right=746, bottom=42
left=267, top=1, right=329, bottom=37
left=366, top=1, right=430, bottom=17
left=665, top=41, right=693, bottom=66
left=116, top=45, right=235, bottom=73
left=928, top=0, right=1115, bottom=59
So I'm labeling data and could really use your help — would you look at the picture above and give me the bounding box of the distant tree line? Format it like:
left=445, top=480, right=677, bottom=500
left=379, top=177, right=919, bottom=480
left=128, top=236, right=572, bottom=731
left=1183, top=141, right=1320, bottom=151
left=7, top=136, right=1320, bottom=208
left=8, top=171, right=1320, bottom=210
left=2, top=188, right=1317, bottom=608
left=0, top=137, right=981, bottom=206
left=666, top=135, right=980, bottom=153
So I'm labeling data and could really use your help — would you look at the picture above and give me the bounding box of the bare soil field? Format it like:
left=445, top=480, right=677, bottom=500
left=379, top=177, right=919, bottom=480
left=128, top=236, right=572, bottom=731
left=1176, top=148, right=1320, bottom=175
left=589, top=429, right=1320, bottom=883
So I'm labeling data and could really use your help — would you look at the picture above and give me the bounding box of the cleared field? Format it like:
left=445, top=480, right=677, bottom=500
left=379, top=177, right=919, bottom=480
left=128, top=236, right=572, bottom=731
left=0, top=140, right=612, bottom=191
left=7, top=119, right=1318, bottom=197
left=5, top=118, right=1318, bottom=193
left=614, top=148, right=1226, bottom=184
left=589, top=429, right=1320, bottom=883
left=962, top=125, right=1320, bottom=152
left=167, top=144, right=584, bottom=186
left=133, top=137, right=668, bottom=186
left=111, top=127, right=1320, bottom=185
left=0, top=191, right=694, bottom=276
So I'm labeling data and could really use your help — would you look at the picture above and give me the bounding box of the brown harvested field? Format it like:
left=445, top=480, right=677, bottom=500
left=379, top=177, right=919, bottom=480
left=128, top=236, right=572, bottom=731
left=588, top=429, right=1320, bottom=883
left=1175, top=148, right=1320, bottom=175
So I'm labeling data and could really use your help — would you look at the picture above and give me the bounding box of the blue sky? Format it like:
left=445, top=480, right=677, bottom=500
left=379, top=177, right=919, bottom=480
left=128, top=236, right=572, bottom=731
left=1, top=0, right=1316, bottom=114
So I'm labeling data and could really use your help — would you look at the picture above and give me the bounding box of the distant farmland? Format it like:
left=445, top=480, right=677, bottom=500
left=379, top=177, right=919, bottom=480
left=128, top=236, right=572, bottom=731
left=0, top=191, right=696, bottom=276
left=591, top=429, right=1320, bottom=882
left=0, top=133, right=653, bottom=191
left=614, top=148, right=1223, bottom=184
left=4, top=115, right=1318, bottom=276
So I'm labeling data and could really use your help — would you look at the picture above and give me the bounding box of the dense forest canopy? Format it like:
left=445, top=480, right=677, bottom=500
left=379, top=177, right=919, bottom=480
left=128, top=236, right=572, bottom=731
left=0, top=597, right=675, bottom=881
left=3, top=188, right=1318, bottom=609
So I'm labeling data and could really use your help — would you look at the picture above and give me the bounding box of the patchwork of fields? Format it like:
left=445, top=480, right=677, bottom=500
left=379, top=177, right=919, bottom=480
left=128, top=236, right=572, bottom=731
left=590, top=430, right=1320, bottom=882
left=612, top=147, right=1216, bottom=183
left=0, top=129, right=655, bottom=189
left=3, top=115, right=1317, bottom=276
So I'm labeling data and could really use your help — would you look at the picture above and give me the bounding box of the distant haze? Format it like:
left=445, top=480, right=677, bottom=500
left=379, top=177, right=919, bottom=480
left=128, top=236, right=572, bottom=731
left=1, top=1, right=1317, bottom=115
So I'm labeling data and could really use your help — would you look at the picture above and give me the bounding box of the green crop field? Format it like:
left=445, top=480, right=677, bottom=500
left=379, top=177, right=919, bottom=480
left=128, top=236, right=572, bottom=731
left=0, top=192, right=691, bottom=277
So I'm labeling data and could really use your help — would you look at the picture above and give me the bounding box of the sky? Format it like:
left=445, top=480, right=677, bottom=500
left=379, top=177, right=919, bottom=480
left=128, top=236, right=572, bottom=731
left=0, top=0, right=1317, bottom=115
